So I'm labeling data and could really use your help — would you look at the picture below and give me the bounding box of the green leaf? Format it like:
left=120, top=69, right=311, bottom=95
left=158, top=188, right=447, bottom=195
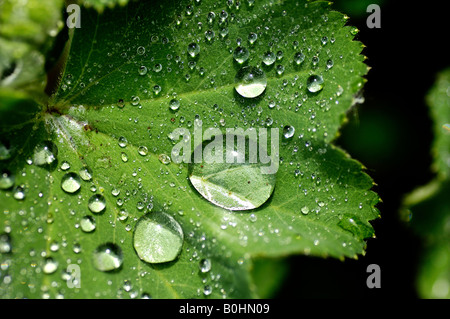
left=0, top=0, right=379, bottom=298
left=402, top=69, right=450, bottom=299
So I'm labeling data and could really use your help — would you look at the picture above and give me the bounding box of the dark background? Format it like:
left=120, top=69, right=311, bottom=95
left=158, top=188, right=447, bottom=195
left=277, top=0, right=450, bottom=298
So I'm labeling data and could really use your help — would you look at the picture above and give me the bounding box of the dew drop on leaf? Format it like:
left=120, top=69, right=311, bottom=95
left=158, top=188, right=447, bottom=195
left=33, top=141, right=58, bottom=167
left=233, top=46, right=249, bottom=64
left=283, top=125, right=295, bottom=139
left=294, top=52, right=305, bottom=65
left=306, top=75, right=324, bottom=93
left=80, top=216, right=96, bottom=233
left=262, top=51, right=276, bottom=66
left=88, top=194, right=106, bottom=213
left=93, top=243, right=123, bottom=272
left=188, top=134, right=276, bottom=210
left=0, top=170, right=15, bottom=190
left=234, top=66, right=267, bottom=98
left=61, top=172, right=81, bottom=193
left=199, top=258, right=212, bottom=273
left=133, top=212, right=184, bottom=264
left=79, top=166, right=93, bottom=181
left=187, top=42, right=200, bottom=58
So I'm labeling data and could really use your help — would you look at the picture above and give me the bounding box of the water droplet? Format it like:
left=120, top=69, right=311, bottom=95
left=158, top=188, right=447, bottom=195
left=79, top=166, right=93, bottom=181
left=188, top=134, right=276, bottom=210
left=93, top=243, right=123, bottom=272
left=60, top=161, right=71, bottom=171
left=121, top=152, right=128, bottom=162
left=262, top=51, right=276, bottom=66
left=117, top=99, right=125, bottom=108
left=233, top=46, right=249, bottom=64
left=88, top=194, right=106, bottom=213
left=0, top=234, right=11, bottom=253
left=326, top=59, right=334, bottom=69
left=137, top=46, right=146, bottom=55
left=118, top=136, right=128, bottom=148
left=0, top=170, right=15, bottom=190
left=138, top=65, right=148, bottom=76
left=33, top=141, right=58, bottom=167
left=131, top=96, right=140, bottom=106
left=0, top=141, right=11, bottom=160
left=205, top=30, right=215, bottom=42
left=306, top=75, right=324, bottom=93
left=43, top=258, right=58, bottom=274
left=234, top=66, right=267, bottom=98
left=248, top=32, right=257, bottom=45
left=138, top=146, right=148, bottom=156
left=133, top=212, right=184, bottom=264
left=283, top=125, right=295, bottom=139
left=80, top=216, right=96, bottom=233
left=169, top=99, right=180, bottom=111
left=276, top=64, right=285, bottom=75
left=158, top=154, right=171, bottom=165
left=199, top=258, right=212, bottom=273
left=203, top=285, right=212, bottom=296
left=187, top=42, right=200, bottom=58
left=153, top=85, right=162, bottom=95
left=61, top=172, right=81, bottom=193
left=13, top=186, right=25, bottom=200
left=153, top=63, right=162, bottom=73
left=294, top=52, right=305, bottom=65
left=301, top=206, right=309, bottom=215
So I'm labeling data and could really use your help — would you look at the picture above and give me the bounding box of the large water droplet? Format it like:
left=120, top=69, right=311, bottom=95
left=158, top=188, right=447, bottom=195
left=306, top=75, right=324, bottom=93
left=235, top=66, right=267, bottom=98
left=33, top=141, right=58, bottom=166
left=93, top=243, right=123, bottom=272
left=133, top=212, right=184, bottom=264
left=61, top=172, right=81, bottom=193
left=88, top=194, right=106, bottom=213
left=188, top=134, right=277, bottom=210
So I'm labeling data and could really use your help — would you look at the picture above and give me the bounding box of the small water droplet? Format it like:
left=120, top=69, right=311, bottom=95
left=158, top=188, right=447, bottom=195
left=60, top=161, right=71, bottom=171
left=137, top=46, right=146, bottom=55
left=248, top=32, right=258, bottom=45
left=138, top=65, right=148, bottom=76
left=187, top=42, right=200, bottom=58
left=235, top=66, right=267, bottom=98
left=205, top=30, right=215, bottom=42
left=262, top=51, right=276, bottom=66
left=43, top=258, right=58, bottom=274
left=61, top=172, right=81, bottom=193
left=199, top=258, right=212, bottom=273
left=138, top=146, right=148, bottom=156
left=93, top=243, right=123, bottom=272
left=33, top=141, right=58, bottom=167
left=306, top=75, right=324, bottom=93
left=133, top=212, right=184, bottom=264
left=0, top=170, right=15, bottom=190
left=158, top=154, right=171, bottom=164
left=301, top=206, right=309, bottom=215
left=80, top=216, right=96, bottom=233
left=79, top=166, right=93, bottom=181
left=294, top=52, right=305, bottom=65
left=118, top=136, right=128, bottom=148
left=283, top=125, right=295, bottom=139
left=169, top=99, right=180, bottom=111
left=233, top=46, right=249, bottom=64
left=13, top=186, right=25, bottom=200
left=88, top=194, right=106, bottom=213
